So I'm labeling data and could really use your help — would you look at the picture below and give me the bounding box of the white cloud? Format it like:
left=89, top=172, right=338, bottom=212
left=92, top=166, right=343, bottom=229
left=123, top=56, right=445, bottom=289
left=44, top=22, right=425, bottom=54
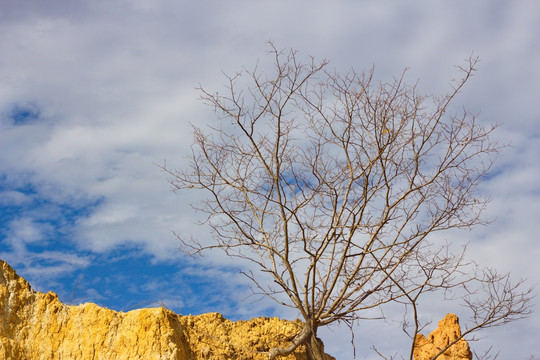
left=5, top=218, right=50, bottom=247
left=1, top=1, right=539, bottom=358
left=0, top=191, right=33, bottom=206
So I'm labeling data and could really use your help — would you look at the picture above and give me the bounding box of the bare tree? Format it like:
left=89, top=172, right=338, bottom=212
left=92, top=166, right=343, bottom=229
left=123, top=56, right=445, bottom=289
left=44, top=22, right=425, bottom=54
left=162, top=43, right=533, bottom=360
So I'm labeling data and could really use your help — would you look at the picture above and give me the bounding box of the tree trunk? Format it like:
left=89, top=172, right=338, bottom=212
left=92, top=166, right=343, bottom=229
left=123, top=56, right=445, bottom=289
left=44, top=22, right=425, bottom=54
left=305, top=332, right=326, bottom=360
left=268, top=322, right=330, bottom=360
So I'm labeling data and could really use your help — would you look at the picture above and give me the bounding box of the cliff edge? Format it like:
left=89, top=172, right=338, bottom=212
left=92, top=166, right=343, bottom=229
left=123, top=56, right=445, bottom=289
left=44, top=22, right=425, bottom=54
left=0, top=260, right=315, bottom=360
left=1, top=259, right=470, bottom=359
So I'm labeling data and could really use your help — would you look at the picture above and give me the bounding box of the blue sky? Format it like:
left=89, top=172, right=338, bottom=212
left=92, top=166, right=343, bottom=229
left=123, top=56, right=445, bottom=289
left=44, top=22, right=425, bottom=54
left=1, top=1, right=539, bottom=359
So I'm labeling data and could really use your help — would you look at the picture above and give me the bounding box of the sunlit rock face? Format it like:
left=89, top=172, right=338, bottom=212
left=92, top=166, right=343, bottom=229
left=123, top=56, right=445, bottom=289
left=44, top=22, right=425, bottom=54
left=2, top=259, right=469, bottom=359
left=414, top=313, right=472, bottom=360
left=0, top=259, right=319, bottom=359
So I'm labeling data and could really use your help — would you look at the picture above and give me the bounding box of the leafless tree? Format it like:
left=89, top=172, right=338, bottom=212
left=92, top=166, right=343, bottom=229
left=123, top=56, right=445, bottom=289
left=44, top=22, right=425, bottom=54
left=162, top=43, right=533, bottom=360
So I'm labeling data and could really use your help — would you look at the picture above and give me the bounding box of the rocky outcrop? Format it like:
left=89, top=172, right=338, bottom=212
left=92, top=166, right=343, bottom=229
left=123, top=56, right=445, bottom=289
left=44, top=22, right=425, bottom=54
left=0, top=260, right=319, bottom=360
left=414, top=313, right=472, bottom=360
left=2, top=259, right=470, bottom=360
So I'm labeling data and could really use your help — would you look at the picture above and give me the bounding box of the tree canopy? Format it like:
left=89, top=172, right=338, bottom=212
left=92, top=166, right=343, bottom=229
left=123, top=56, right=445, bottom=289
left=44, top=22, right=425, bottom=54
left=163, top=43, right=533, bottom=360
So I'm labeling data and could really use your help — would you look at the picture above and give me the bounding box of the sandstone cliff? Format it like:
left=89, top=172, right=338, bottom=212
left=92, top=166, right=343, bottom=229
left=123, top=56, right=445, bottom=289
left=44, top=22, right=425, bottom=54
left=414, top=313, right=472, bottom=360
left=1, top=259, right=470, bottom=359
left=0, top=260, right=328, bottom=360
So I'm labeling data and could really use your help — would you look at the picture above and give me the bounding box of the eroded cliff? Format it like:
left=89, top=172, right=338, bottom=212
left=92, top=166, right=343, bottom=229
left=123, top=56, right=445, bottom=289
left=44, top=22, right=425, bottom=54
left=0, top=260, right=314, bottom=360
left=1, top=259, right=470, bottom=359
left=414, top=313, right=472, bottom=360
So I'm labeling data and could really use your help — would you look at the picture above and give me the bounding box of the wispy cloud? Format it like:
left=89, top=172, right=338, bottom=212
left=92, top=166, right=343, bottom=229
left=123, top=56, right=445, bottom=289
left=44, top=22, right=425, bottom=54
left=1, top=1, right=539, bottom=358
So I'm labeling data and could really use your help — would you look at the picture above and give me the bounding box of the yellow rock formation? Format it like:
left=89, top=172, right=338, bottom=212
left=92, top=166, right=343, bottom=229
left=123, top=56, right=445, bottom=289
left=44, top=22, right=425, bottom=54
left=1, top=259, right=470, bottom=359
left=0, top=260, right=326, bottom=360
left=414, top=313, right=472, bottom=360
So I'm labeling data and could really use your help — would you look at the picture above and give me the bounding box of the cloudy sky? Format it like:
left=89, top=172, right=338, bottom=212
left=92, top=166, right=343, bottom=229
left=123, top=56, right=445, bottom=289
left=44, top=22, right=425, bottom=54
left=1, top=1, right=539, bottom=358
